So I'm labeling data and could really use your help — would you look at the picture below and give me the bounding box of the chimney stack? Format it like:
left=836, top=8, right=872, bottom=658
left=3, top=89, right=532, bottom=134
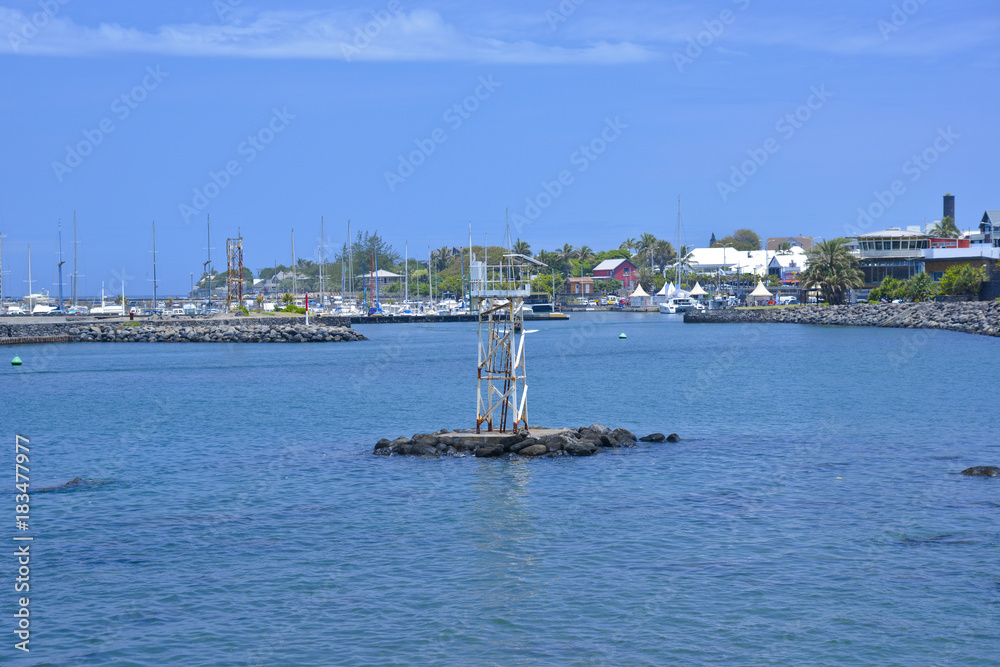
left=943, top=193, right=955, bottom=222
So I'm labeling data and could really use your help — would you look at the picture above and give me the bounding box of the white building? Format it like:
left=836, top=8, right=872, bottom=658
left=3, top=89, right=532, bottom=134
left=684, top=246, right=809, bottom=277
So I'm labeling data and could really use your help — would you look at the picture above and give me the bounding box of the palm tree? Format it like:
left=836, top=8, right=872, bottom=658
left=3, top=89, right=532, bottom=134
left=930, top=216, right=960, bottom=239
left=670, top=245, right=695, bottom=284
left=800, top=238, right=864, bottom=305
left=577, top=245, right=595, bottom=276
left=652, top=239, right=675, bottom=271
left=432, top=246, right=450, bottom=272
left=636, top=233, right=657, bottom=271
left=557, top=243, right=578, bottom=273
left=620, top=237, right=637, bottom=256
left=535, top=249, right=558, bottom=268
left=512, top=239, right=531, bottom=256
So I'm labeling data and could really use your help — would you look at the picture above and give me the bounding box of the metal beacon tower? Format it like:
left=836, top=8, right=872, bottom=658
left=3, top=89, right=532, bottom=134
left=469, top=241, right=545, bottom=434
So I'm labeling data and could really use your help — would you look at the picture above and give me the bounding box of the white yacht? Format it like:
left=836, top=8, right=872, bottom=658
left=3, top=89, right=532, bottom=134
left=659, top=297, right=697, bottom=314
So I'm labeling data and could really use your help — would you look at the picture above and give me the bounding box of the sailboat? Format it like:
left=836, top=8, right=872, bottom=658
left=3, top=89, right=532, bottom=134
left=659, top=198, right=696, bottom=314
left=89, top=283, right=124, bottom=315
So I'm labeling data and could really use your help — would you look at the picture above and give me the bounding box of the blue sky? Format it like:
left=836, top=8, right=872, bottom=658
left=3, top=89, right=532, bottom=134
left=0, top=0, right=997, bottom=296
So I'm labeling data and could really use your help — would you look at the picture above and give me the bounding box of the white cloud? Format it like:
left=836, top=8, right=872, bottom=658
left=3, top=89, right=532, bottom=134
left=2, top=4, right=995, bottom=62
left=0, top=6, right=661, bottom=63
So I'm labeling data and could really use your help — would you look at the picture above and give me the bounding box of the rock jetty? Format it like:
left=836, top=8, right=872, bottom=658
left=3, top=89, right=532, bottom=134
left=374, top=424, right=679, bottom=458
left=685, top=301, right=1000, bottom=338
left=960, top=466, right=1000, bottom=477
left=64, top=322, right=366, bottom=343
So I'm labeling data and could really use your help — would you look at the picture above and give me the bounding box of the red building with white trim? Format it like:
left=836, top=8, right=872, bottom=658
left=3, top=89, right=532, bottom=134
left=592, top=258, right=638, bottom=291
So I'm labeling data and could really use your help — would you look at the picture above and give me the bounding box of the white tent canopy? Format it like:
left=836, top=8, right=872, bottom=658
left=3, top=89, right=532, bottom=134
left=749, top=282, right=773, bottom=298
left=689, top=282, right=708, bottom=297
left=630, top=283, right=650, bottom=298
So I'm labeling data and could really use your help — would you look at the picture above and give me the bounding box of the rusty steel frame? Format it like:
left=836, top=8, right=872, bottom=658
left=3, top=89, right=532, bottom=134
left=471, top=251, right=541, bottom=434
left=226, top=235, right=244, bottom=311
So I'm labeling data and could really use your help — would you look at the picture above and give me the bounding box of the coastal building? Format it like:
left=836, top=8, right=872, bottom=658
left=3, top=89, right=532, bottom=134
left=685, top=246, right=809, bottom=277
left=363, top=269, right=402, bottom=292
left=592, top=258, right=638, bottom=291
left=767, top=254, right=805, bottom=284
left=854, top=226, right=1000, bottom=286
left=765, top=236, right=814, bottom=252
left=969, top=210, right=1000, bottom=248
left=564, top=276, right=594, bottom=296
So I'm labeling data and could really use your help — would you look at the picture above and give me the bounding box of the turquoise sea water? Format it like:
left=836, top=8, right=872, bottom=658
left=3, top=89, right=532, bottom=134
left=2, top=313, right=999, bottom=665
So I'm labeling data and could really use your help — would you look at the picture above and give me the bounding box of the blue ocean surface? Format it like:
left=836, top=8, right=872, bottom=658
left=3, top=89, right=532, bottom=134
left=2, top=312, right=998, bottom=665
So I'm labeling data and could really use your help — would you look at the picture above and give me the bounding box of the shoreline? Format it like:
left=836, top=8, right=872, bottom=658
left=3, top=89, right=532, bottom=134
left=684, top=301, right=1000, bottom=337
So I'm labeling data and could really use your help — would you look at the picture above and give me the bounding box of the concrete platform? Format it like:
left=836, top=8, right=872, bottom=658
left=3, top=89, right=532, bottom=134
left=438, top=427, right=572, bottom=445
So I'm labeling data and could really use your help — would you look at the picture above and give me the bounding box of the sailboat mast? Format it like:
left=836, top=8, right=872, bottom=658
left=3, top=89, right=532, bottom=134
left=291, top=228, right=297, bottom=298
left=27, top=245, right=33, bottom=316
left=72, top=212, right=77, bottom=306
left=206, top=215, right=212, bottom=311
left=347, top=219, right=353, bottom=302
left=292, top=227, right=299, bottom=299
left=676, top=195, right=682, bottom=286
left=151, top=220, right=157, bottom=311
left=404, top=240, right=408, bottom=302
left=320, top=216, right=325, bottom=306
left=57, top=219, right=65, bottom=310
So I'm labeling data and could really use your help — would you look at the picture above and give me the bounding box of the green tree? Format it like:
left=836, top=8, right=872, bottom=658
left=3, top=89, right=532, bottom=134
left=715, top=228, right=762, bottom=252
left=532, top=273, right=561, bottom=300
left=594, top=279, right=622, bottom=294
left=930, top=216, right=960, bottom=239
left=652, top=239, right=676, bottom=269
left=512, top=239, right=531, bottom=256
left=432, top=246, right=451, bottom=272
left=939, top=263, right=986, bottom=298
left=637, top=232, right=658, bottom=270
left=800, top=238, right=864, bottom=305
left=619, top=237, right=637, bottom=256
left=637, top=266, right=655, bottom=292
left=868, top=276, right=904, bottom=302
left=905, top=272, right=935, bottom=302
left=557, top=244, right=578, bottom=273
left=709, top=232, right=717, bottom=246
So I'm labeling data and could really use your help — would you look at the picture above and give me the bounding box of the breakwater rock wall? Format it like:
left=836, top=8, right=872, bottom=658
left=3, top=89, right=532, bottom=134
left=685, top=302, right=1000, bottom=337
left=375, top=424, right=679, bottom=458
left=1, top=320, right=366, bottom=343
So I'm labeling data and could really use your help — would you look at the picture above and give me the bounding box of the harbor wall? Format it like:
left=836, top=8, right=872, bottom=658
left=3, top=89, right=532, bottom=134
left=0, top=317, right=364, bottom=344
left=684, top=302, right=1000, bottom=337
